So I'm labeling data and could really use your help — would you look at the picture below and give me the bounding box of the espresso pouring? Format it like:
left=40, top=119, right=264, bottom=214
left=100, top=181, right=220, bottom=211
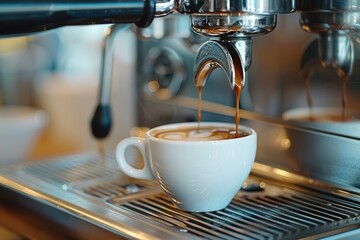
left=305, top=71, right=350, bottom=122
left=197, top=71, right=244, bottom=136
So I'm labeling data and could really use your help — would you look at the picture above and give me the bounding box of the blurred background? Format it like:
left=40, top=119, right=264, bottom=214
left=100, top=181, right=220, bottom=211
left=0, top=25, right=137, bottom=164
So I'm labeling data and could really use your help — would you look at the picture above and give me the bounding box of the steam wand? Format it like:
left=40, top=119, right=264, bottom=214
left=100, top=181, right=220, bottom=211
left=91, top=24, right=129, bottom=139
left=91, top=1, right=175, bottom=139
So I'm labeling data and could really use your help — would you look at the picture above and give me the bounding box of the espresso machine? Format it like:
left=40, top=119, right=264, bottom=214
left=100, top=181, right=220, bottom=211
left=0, top=1, right=359, bottom=239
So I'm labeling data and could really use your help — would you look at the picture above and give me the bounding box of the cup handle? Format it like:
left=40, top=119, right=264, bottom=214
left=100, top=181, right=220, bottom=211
left=115, top=137, right=154, bottom=180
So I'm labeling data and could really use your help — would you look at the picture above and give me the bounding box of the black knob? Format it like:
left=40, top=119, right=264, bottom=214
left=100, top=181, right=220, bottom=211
left=91, top=104, right=112, bottom=139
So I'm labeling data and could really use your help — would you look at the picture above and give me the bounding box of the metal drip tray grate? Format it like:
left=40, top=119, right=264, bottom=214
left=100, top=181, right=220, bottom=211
left=19, top=153, right=120, bottom=185
left=106, top=181, right=360, bottom=240
left=1, top=152, right=360, bottom=239
left=83, top=181, right=157, bottom=198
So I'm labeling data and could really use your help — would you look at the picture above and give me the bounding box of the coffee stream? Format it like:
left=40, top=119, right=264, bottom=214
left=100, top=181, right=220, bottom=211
left=197, top=86, right=203, bottom=131
left=304, top=75, right=314, bottom=121
left=305, top=72, right=348, bottom=122
left=341, top=76, right=348, bottom=121
left=234, top=84, right=242, bottom=136
left=197, top=85, right=242, bottom=137
left=197, top=80, right=243, bottom=137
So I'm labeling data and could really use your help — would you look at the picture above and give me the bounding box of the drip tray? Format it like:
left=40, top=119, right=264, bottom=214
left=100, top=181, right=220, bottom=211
left=0, top=152, right=360, bottom=240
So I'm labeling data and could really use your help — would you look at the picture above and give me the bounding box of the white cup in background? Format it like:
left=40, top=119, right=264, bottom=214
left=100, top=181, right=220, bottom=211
left=0, top=106, right=48, bottom=164
left=282, top=107, right=360, bottom=186
left=283, top=107, right=360, bottom=138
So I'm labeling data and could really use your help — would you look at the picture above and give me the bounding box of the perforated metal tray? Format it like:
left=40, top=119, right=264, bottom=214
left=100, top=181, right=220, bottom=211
left=0, top=152, right=359, bottom=239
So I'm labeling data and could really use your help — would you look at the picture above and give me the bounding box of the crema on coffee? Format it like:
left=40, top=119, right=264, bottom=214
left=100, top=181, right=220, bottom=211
left=152, top=126, right=249, bottom=141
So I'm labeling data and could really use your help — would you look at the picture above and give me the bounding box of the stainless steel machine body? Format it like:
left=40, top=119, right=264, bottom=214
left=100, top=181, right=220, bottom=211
left=0, top=0, right=359, bottom=239
left=137, top=5, right=360, bottom=188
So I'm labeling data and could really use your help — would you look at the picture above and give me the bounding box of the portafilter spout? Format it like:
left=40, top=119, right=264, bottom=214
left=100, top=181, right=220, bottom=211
left=299, top=31, right=354, bottom=81
left=186, top=0, right=294, bottom=90
left=318, top=32, right=354, bottom=79
left=194, top=39, right=248, bottom=90
left=297, top=0, right=358, bottom=79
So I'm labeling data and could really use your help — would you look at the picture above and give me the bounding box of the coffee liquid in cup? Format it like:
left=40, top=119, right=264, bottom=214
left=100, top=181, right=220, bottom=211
left=153, top=126, right=249, bottom=141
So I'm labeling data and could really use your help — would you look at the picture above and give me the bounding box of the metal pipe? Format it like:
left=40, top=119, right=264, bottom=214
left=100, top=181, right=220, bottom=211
left=0, top=0, right=156, bottom=36
left=91, top=24, right=131, bottom=139
left=154, top=0, right=174, bottom=17
left=90, top=0, right=176, bottom=139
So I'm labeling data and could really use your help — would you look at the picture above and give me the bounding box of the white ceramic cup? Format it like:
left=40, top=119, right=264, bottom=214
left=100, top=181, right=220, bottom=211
left=116, top=122, right=257, bottom=212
